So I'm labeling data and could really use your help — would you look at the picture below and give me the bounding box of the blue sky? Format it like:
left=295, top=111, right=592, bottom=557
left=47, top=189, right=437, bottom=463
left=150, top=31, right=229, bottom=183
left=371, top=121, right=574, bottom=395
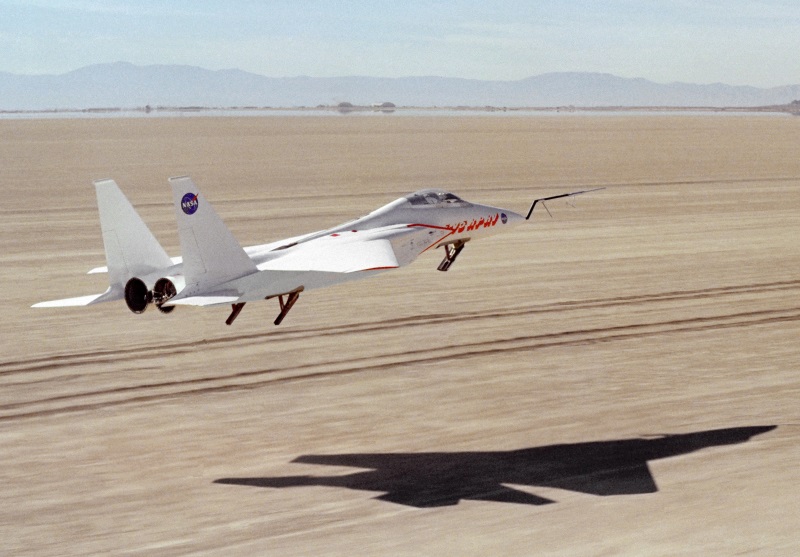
left=2, top=0, right=799, bottom=86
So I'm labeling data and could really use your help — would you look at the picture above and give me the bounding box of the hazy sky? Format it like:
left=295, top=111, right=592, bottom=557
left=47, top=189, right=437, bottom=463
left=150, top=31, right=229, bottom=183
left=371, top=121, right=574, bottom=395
left=2, top=0, right=799, bottom=87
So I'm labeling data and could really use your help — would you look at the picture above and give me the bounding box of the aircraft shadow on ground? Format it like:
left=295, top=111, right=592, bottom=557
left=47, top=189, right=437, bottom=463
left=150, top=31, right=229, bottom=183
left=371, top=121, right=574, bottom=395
left=215, top=425, right=775, bottom=508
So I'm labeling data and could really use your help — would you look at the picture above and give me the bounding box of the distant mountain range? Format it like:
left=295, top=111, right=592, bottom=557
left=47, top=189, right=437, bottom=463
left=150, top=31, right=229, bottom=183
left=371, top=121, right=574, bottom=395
left=1, top=62, right=799, bottom=111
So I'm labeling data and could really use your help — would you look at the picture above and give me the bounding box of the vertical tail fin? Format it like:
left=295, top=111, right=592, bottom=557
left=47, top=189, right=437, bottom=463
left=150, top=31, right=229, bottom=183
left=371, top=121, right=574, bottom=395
left=33, top=180, right=171, bottom=308
left=94, top=179, right=173, bottom=287
left=168, top=176, right=256, bottom=289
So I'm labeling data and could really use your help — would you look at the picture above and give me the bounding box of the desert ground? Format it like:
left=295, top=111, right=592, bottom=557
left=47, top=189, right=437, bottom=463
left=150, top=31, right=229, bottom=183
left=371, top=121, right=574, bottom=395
left=1, top=114, right=799, bottom=555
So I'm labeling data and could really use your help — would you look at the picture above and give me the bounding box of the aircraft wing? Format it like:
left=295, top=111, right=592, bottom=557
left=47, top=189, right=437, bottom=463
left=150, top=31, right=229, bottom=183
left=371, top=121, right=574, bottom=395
left=262, top=224, right=451, bottom=274
left=165, top=224, right=450, bottom=309
left=262, top=238, right=399, bottom=273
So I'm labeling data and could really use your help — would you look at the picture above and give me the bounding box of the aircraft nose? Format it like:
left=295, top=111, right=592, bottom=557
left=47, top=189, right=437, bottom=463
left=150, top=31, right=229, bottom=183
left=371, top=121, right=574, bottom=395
left=500, top=210, right=525, bottom=227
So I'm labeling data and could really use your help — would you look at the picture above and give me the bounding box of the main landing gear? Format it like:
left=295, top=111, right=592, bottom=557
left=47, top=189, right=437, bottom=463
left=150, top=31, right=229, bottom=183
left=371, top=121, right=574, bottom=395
left=437, top=240, right=468, bottom=272
left=225, top=287, right=304, bottom=326
left=272, top=290, right=302, bottom=326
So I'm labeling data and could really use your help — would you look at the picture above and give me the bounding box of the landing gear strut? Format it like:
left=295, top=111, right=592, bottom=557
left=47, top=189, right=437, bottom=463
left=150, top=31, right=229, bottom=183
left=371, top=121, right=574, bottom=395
left=226, top=302, right=246, bottom=326
left=225, top=287, right=305, bottom=326
left=437, top=240, right=468, bottom=272
left=273, top=290, right=301, bottom=326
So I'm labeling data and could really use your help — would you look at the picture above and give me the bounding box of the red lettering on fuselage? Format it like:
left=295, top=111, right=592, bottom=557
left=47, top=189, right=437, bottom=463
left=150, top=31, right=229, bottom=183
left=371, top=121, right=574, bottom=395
left=447, top=213, right=499, bottom=235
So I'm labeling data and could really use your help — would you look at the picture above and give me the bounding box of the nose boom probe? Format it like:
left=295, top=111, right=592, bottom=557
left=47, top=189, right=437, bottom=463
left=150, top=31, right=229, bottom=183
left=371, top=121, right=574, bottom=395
left=526, top=187, right=605, bottom=220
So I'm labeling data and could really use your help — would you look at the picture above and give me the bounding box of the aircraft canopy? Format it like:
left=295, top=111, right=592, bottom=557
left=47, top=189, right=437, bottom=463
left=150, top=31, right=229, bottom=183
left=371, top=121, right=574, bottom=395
left=405, top=190, right=468, bottom=207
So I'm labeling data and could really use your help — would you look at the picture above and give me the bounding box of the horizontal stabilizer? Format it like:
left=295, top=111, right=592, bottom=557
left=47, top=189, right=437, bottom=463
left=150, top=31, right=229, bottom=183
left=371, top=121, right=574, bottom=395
left=88, top=256, right=181, bottom=275
left=165, top=295, right=241, bottom=307
left=33, top=286, right=123, bottom=308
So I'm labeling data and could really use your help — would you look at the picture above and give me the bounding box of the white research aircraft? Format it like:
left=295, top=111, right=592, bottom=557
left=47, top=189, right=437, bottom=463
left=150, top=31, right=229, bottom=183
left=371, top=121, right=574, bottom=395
left=34, top=177, right=601, bottom=326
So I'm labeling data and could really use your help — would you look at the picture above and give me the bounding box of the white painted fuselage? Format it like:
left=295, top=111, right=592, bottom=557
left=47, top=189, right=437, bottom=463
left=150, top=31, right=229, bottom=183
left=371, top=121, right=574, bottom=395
left=34, top=177, right=595, bottom=326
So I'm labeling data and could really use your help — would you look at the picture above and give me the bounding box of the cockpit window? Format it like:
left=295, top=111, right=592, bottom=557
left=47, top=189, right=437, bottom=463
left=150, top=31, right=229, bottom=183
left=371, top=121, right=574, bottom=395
left=406, top=190, right=466, bottom=207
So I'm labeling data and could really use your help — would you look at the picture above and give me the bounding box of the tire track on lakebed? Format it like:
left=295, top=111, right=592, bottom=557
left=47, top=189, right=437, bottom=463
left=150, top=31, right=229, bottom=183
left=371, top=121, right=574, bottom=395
left=3, top=303, right=800, bottom=422
left=6, top=279, right=800, bottom=379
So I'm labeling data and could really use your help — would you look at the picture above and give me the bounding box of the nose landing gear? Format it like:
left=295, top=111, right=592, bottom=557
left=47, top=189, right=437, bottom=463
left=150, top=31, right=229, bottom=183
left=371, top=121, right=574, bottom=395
left=437, top=240, right=468, bottom=272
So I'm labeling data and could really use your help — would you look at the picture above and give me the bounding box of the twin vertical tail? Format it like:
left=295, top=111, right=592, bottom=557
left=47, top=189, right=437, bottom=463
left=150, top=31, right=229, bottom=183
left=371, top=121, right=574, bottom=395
left=34, top=176, right=258, bottom=312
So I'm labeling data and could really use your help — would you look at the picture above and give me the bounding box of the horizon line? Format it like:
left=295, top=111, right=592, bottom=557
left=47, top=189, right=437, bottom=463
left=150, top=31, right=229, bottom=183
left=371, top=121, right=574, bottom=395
left=3, top=62, right=799, bottom=89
